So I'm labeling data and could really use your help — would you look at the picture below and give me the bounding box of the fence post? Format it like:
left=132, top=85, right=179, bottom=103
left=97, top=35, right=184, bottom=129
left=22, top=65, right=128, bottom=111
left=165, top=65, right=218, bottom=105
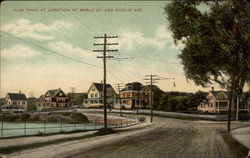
left=24, top=121, right=26, bottom=136
left=1, top=114, right=3, bottom=137
left=95, top=120, right=97, bottom=129
left=44, top=120, right=46, bottom=133
left=60, top=119, right=63, bottom=132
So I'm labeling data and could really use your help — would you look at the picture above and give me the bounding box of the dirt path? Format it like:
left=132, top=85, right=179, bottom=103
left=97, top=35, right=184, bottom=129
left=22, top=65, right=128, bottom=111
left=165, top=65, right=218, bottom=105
left=70, top=117, right=242, bottom=158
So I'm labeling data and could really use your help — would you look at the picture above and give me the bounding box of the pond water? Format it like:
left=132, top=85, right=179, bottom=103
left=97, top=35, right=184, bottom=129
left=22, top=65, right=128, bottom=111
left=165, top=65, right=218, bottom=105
left=0, top=122, right=104, bottom=138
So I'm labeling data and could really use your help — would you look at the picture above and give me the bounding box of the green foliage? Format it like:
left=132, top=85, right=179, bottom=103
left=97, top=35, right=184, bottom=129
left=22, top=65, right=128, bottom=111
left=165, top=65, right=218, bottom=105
left=158, top=91, right=206, bottom=112
left=20, top=113, right=31, bottom=121
left=68, top=93, right=87, bottom=105
left=27, top=98, right=38, bottom=111
left=165, top=1, right=250, bottom=91
left=70, top=113, right=89, bottom=123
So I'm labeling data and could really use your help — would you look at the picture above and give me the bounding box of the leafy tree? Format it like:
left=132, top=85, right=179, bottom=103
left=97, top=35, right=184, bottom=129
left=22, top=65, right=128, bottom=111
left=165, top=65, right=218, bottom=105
left=165, top=0, right=250, bottom=131
left=68, top=93, right=87, bottom=106
left=151, top=85, right=164, bottom=110
left=186, top=91, right=207, bottom=110
left=27, top=98, right=38, bottom=111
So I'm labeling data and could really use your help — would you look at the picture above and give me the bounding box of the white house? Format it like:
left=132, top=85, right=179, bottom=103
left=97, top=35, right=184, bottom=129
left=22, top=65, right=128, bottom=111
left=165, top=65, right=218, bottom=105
left=2, top=92, right=28, bottom=112
left=83, top=83, right=117, bottom=108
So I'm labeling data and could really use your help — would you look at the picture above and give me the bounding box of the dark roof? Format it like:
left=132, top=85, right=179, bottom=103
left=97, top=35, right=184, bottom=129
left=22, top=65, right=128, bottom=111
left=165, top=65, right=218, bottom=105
left=93, top=83, right=112, bottom=92
left=121, top=82, right=143, bottom=91
left=47, top=89, right=61, bottom=97
left=210, top=91, right=230, bottom=98
left=7, top=93, right=27, bottom=100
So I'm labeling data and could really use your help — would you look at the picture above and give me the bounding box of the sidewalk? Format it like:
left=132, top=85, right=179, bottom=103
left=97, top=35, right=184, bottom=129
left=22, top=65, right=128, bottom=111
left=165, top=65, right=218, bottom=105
left=231, top=126, right=250, bottom=149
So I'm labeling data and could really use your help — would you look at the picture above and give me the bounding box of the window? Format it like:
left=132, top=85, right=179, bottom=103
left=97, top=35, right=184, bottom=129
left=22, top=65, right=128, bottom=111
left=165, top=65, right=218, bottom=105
left=22, top=102, right=25, bottom=105
left=13, top=101, right=16, bottom=105
left=91, top=94, right=94, bottom=98
left=59, top=93, right=63, bottom=96
left=95, top=93, right=98, bottom=97
left=95, top=100, right=98, bottom=103
left=127, top=92, right=130, bottom=97
left=92, top=88, right=95, bottom=91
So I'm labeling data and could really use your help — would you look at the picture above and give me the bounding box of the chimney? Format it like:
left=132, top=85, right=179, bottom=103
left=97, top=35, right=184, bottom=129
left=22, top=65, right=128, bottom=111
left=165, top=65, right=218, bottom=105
left=211, top=86, right=214, bottom=91
left=19, top=91, right=21, bottom=94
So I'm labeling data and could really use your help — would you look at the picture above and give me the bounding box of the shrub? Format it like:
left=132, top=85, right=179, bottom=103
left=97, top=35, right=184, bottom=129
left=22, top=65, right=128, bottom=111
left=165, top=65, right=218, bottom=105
left=138, top=117, right=146, bottom=123
left=20, top=114, right=31, bottom=121
left=70, top=113, right=89, bottom=123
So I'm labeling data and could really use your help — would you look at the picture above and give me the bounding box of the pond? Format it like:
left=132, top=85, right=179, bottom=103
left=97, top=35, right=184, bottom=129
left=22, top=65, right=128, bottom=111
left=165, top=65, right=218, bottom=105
left=0, top=122, right=104, bottom=138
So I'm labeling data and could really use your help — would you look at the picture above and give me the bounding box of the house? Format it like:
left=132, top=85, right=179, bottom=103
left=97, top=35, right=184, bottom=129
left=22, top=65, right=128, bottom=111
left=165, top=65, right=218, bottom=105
left=1, top=92, right=28, bottom=112
left=37, top=88, right=69, bottom=110
left=117, top=82, right=150, bottom=109
left=83, top=83, right=117, bottom=108
left=198, top=88, right=250, bottom=113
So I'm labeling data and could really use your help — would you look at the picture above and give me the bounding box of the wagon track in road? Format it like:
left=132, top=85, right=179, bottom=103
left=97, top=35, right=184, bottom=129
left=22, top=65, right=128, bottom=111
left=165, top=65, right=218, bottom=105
left=71, top=117, right=235, bottom=158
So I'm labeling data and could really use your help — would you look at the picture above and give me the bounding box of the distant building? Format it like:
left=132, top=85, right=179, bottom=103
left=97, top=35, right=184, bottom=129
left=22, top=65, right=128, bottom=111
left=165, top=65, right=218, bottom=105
left=117, top=82, right=150, bottom=109
left=37, top=88, right=69, bottom=110
left=1, top=92, right=28, bottom=112
left=198, top=88, right=249, bottom=113
left=83, top=83, right=117, bottom=108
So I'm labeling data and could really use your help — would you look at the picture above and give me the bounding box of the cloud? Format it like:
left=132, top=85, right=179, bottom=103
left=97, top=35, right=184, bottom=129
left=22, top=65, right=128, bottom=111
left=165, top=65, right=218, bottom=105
left=119, top=25, right=184, bottom=51
left=156, top=25, right=172, bottom=39
left=1, top=19, right=72, bottom=40
left=48, top=41, right=93, bottom=58
left=1, top=44, right=41, bottom=59
left=119, top=31, right=166, bottom=50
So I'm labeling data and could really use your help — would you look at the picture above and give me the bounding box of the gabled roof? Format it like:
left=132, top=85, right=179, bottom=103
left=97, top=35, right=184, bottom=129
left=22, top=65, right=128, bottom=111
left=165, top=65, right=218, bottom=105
left=210, top=91, right=230, bottom=99
left=121, top=82, right=143, bottom=91
left=45, top=88, right=65, bottom=97
left=92, top=83, right=112, bottom=92
left=7, top=93, right=27, bottom=100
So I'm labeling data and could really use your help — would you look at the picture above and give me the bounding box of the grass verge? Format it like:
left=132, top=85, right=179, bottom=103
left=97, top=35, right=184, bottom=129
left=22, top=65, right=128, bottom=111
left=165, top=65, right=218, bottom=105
left=220, top=130, right=249, bottom=158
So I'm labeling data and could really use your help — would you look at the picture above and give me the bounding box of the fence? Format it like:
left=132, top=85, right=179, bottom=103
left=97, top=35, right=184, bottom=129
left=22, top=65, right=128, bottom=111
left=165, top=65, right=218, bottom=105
left=0, top=112, right=139, bottom=138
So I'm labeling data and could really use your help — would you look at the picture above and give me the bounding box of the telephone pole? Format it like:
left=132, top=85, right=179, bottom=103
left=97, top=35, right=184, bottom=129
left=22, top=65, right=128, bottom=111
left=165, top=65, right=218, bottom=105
left=144, top=75, right=159, bottom=123
left=93, top=34, right=118, bottom=128
left=115, top=83, right=124, bottom=116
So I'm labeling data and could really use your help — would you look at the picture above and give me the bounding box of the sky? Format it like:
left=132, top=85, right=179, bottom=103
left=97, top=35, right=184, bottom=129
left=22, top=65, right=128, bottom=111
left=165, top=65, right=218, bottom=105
left=0, top=1, right=221, bottom=98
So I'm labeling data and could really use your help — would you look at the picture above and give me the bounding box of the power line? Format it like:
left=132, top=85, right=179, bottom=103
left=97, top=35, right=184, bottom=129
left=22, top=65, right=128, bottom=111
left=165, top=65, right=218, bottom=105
left=1, top=31, right=103, bottom=69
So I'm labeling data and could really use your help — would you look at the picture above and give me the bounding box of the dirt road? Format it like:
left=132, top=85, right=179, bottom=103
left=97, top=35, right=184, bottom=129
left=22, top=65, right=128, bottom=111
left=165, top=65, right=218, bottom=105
left=70, top=117, right=242, bottom=158
left=9, top=117, right=247, bottom=158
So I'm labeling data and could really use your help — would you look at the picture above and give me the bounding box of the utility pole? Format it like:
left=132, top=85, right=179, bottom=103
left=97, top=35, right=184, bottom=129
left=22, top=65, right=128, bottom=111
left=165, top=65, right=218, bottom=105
left=115, top=83, right=124, bottom=117
left=144, top=75, right=159, bottom=123
left=93, top=34, right=118, bottom=128
left=144, top=76, right=176, bottom=122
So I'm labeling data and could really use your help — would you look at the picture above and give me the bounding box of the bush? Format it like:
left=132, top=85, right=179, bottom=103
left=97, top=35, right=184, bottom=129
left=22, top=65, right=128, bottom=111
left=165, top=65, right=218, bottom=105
left=70, top=113, right=89, bottom=123
left=20, top=114, right=31, bottom=121
left=3, top=114, right=19, bottom=122
left=138, top=117, right=146, bottom=123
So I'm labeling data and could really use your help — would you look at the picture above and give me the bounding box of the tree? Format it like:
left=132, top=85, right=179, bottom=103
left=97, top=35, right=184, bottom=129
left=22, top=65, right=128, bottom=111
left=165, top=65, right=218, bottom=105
left=186, top=91, right=207, bottom=111
left=165, top=0, right=250, bottom=132
left=27, top=98, right=38, bottom=111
